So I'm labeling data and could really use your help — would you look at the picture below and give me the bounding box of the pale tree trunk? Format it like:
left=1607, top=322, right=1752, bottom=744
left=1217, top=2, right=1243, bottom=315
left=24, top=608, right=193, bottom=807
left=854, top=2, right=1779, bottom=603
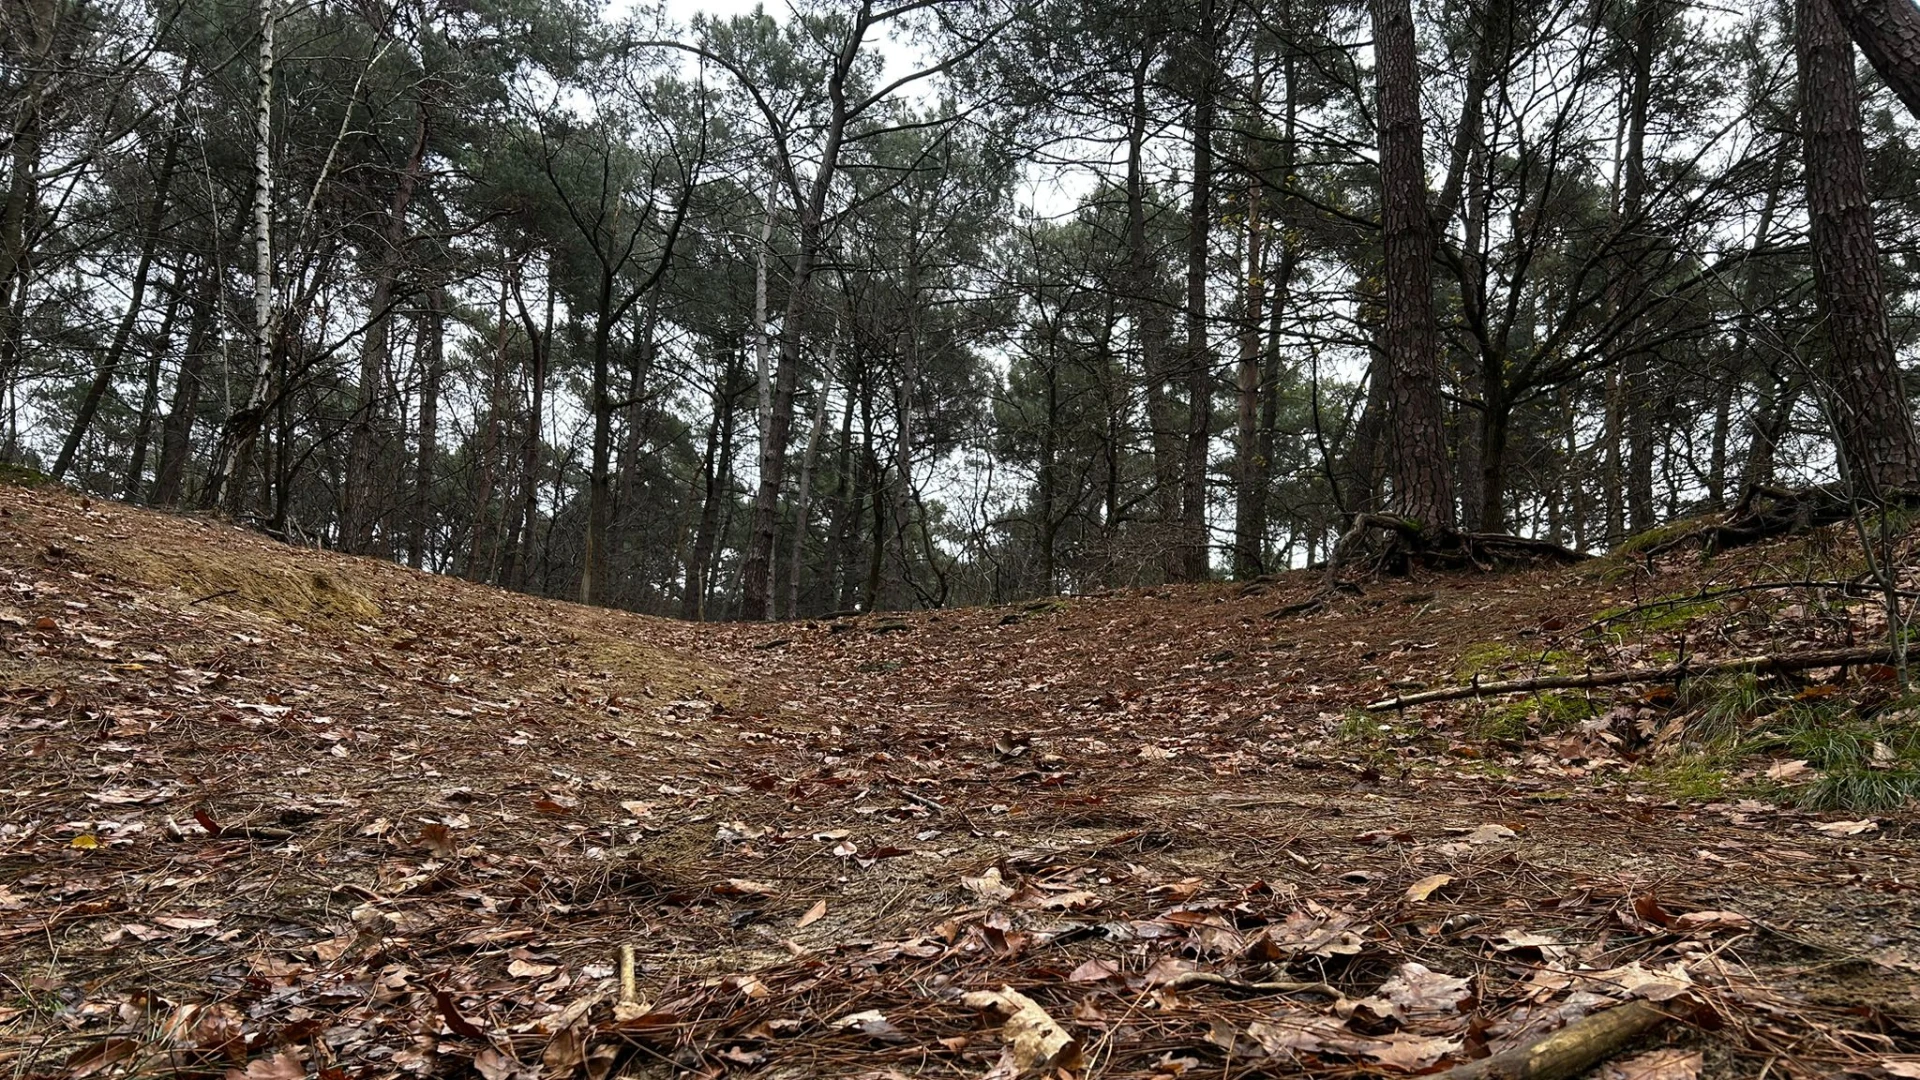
left=1799, top=0, right=1920, bottom=493
left=1369, top=0, right=1455, bottom=529
left=343, top=102, right=429, bottom=554
left=751, top=181, right=778, bottom=605
left=210, top=0, right=279, bottom=512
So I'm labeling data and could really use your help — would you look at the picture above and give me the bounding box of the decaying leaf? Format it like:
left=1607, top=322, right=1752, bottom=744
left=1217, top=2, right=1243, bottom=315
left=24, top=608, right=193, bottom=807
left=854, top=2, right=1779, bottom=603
left=831, top=1009, right=909, bottom=1044
left=1404, top=873, right=1453, bottom=902
left=963, top=866, right=1015, bottom=901
left=1812, top=819, right=1878, bottom=836
left=963, top=986, right=1081, bottom=1078
left=795, top=899, right=828, bottom=927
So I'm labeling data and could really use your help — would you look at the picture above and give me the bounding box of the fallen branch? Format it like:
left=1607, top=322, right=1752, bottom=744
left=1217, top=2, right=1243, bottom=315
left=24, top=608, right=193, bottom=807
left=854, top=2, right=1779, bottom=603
left=1431, top=999, right=1672, bottom=1080
left=1366, top=646, right=1896, bottom=711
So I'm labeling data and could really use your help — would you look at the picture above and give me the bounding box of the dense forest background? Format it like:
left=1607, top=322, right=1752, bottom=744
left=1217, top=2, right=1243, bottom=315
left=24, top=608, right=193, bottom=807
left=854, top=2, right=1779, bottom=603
left=6, top=0, right=1920, bottom=618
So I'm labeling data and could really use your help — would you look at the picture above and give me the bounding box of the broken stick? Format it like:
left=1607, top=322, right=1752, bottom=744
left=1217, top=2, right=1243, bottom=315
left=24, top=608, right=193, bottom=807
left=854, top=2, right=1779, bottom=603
left=1365, top=646, right=1894, bottom=711
left=1433, top=999, right=1672, bottom=1080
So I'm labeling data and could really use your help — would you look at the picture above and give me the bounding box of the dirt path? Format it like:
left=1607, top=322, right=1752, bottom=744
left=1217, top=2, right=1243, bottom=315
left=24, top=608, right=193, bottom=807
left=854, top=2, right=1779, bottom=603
left=3, top=483, right=1917, bottom=1079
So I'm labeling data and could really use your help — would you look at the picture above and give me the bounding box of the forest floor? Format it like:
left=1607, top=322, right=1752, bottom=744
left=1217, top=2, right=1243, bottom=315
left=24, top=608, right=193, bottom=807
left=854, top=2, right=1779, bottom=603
left=3, top=480, right=1919, bottom=1080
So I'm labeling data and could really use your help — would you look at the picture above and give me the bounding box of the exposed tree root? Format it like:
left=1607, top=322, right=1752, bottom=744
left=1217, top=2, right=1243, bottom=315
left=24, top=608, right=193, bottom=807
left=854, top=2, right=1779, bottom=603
left=1331, top=513, right=1589, bottom=578
left=1366, top=645, right=1898, bottom=711
left=1642, top=484, right=1918, bottom=558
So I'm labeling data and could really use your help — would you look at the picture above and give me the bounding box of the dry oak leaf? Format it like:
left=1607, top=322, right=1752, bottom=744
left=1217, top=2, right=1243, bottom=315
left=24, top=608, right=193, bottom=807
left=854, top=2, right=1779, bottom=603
left=963, top=866, right=1015, bottom=901
left=1359, top=1032, right=1464, bottom=1072
left=1671, top=910, right=1753, bottom=935
left=964, top=987, right=1081, bottom=1079
left=1812, top=819, right=1879, bottom=836
left=1375, top=961, right=1473, bottom=1020
left=1404, top=873, right=1453, bottom=902
left=1880, top=1061, right=1920, bottom=1079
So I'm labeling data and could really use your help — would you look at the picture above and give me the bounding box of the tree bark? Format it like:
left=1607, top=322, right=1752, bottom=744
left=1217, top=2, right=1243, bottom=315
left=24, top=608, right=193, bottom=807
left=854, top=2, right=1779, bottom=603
left=343, top=101, right=429, bottom=554
left=1828, top=0, right=1920, bottom=118
left=1369, top=0, right=1455, bottom=530
left=1124, top=42, right=1182, bottom=577
left=208, top=0, right=279, bottom=513
left=1798, top=0, right=1920, bottom=494
left=409, top=289, right=444, bottom=570
left=786, top=351, right=834, bottom=620
left=153, top=268, right=218, bottom=507
left=1179, top=0, right=1218, bottom=582
left=122, top=272, right=186, bottom=499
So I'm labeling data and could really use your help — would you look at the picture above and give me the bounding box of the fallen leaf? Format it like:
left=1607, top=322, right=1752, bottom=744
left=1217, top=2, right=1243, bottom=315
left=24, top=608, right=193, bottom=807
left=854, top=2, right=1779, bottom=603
left=796, top=899, right=827, bottom=928
left=1671, top=910, right=1753, bottom=934
left=507, top=958, right=558, bottom=979
left=1404, top=874, right=1453, bottom=902
left=1880, top=1062, right=1920, bottom=1079
left=964, top=986, right=1081, bottom=1077
left=1067, top=958, right=1118, bottom=983
left=831, top=1009, right=909, bottom=1044
left=1361, top=1032, right=1463, bottom=1070
left=1765, top=759, right=1812, bottom=782
left=1812, top=819, right=1878, bottom=836
left=963, top=866, right=1015, bottom=901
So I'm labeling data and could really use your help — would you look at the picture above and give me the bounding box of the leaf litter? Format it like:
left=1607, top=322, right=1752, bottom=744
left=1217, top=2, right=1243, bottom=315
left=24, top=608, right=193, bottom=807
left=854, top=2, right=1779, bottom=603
left=2, top=484, right=1919, bottom=1078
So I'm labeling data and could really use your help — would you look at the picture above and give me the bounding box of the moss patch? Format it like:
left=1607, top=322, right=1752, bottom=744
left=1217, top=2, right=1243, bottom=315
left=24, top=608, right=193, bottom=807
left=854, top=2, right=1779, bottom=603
left=1454, top=642, right=1577, bottom=681
left=112, top=543, right=382, bottom=625
left=1470, top=692, right=1597, bottom=741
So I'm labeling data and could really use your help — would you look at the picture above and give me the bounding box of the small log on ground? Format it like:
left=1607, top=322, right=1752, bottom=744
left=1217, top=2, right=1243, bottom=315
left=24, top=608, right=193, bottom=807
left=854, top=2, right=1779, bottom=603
left=1432, top=999, right=1672, bottom=1080
left=1366, top=645, right=1897, bottom=711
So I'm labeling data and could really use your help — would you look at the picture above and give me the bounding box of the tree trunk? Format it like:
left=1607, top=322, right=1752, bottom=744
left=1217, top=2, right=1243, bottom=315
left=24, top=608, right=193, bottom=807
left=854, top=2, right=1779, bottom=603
left=409, top=288, right=444, bottom=570
left=343, top=101, right=429, bottom=554
left=506, top=258, right=553, bottom=588
left=1125, top=43, right=1181, bottom=578
left=122, top=272, right=186, bottom=500
left=1621, top=0, right=1659, bottom=533
left=682, top=354, right=739, bottom=621
left=786, top=356, right=834, bottom=620
left=472, top=272, right=509, bottom=584
left=1798, top=0, right=1920, bottom=493
left=1179, top=0, right=1218, bottom=582
left=153, top=268, right=217, bottom=507
left=1369, top=0, right=1455, bottom=529
left=208, top=0, right=279, bottom=512
left=1828, top=0, right=1920, bottom=117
